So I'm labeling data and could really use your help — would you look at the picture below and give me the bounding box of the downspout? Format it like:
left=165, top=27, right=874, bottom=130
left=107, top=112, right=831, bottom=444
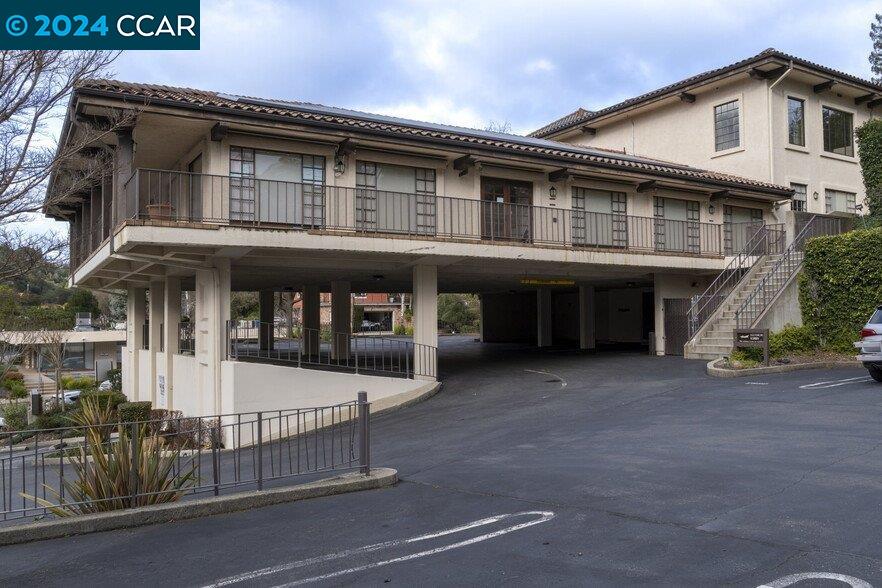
left=767, top=62, right=794, bottom=185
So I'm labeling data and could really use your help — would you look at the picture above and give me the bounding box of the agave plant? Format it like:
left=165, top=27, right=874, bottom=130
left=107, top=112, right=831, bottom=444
left=25, top=422, right=198, bottom=516
left=69, top=395, right=116, bottom=444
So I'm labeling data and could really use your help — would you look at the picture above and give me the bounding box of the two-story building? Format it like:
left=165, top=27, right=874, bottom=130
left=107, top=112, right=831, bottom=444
left=531, top=49, right=880, bottom=219
left=45, top=78, right=795, bottom=417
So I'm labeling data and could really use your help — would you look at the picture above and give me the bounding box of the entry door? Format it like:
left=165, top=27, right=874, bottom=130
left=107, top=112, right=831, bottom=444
left=663, top=298, right=690, bottom=356
left=572, top=188, right=628, bottom=247
left=481, top=178, right=533, bottom=242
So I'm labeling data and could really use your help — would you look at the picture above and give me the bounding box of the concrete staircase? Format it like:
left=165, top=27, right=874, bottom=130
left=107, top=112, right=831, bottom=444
left=685, top=254, right=783, bottom=360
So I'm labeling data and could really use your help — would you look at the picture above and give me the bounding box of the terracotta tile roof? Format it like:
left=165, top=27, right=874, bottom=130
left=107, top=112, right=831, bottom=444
left=74, top=79, right=792, bottom=196
left=530, top=48, right=882, bottom=138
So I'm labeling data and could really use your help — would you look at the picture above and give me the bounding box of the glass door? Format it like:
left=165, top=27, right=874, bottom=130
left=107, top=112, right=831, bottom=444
left=480, top=177, right=533, bottom=242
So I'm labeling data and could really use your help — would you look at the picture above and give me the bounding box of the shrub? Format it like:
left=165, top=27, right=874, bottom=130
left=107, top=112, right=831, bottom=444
left=105, top=368, right=122, bottom=392
left=5, top=380, right=27, bottom=400
left=799, top=227, right=882, bottom=350
left=3, top=371, right=23, bottom=382
left=117, top=401, right=152, bottom=424
left=768, top=324, right=819, bottom=357
left=69, top=396, right=116, bottom=443
left=34, top=408, right=74, bottom=431
left=80, top=389, right=127, bottom=412
left=404, top=325, right=414, bottom=336
left=857, top=118, right=882, bottom=221
left=1, top=403, right=28, bottom=431
left=393, top=323, right=406, bottom=336
left=61, top=375, right=96, bottom=390
left=26, top=422, right=198, bottom=516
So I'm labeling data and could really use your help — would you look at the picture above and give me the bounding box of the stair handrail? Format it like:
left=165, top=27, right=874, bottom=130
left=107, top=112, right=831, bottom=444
left=733, top=215, right=842, bottom=329
left=687, top=223, right=783, bottom=338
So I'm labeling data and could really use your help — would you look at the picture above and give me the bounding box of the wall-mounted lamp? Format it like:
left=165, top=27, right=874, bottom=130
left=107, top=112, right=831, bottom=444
left=813, top=191, right=819, bottom=201
left=549, top=186, right=557, bottom=199
left=333, top=155, right=346, bottom=176
left=708, top=203, right=715, bottom=214
left=856, top=203, right=864, bottom=212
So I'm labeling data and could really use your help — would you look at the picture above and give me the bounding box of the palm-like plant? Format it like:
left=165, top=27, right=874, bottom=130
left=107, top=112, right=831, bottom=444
left=25, top=411, right=198, bottom=516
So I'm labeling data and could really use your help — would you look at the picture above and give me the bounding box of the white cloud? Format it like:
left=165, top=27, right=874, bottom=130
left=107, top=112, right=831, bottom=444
left=357, top=98, right=486, bottom=129
left=524, top=58, right=555, bottom=75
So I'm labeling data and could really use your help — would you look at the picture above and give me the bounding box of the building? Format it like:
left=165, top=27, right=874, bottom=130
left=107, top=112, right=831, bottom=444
left=532, top=49, right=880, bottom=218
left=46, top=77, right=797, bottom=417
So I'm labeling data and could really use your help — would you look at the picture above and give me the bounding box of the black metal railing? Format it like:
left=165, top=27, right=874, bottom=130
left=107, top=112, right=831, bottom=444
left=734, top=215, right=844, bottom=329
left=687, top=223, right=785, bottom=338
left=0, top=397, right=370, bottom=523
left=226, top=321, right=437, bottom=380
left=115, top=168, right=724, bottom=257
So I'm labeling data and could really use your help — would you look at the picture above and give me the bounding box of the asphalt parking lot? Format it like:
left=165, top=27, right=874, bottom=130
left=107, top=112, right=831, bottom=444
left=1, top=335, right=880, bottom=587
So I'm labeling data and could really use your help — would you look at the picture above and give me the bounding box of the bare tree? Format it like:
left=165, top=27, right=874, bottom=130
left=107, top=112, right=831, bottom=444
left=33, top=330, right=67, bottom=411
left=0, top=50, right=124, bottom=280
left=485, top=120, right=512, bottom=134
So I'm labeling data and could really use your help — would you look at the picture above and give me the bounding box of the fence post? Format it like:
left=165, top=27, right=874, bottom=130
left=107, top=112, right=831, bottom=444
left=256, top=412, right=264, bottom=491
left=358, top=391, right=370, bottom=475
left=129, top=422, right=140, bottom=506
left=211, top=418, right=220, bottom=496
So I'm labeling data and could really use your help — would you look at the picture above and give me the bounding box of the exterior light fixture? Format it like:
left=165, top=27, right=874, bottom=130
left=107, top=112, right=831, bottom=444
left=334, top=155, right=346, bottom=176
left=549, top=186, right=557, bottom=199
left=708, top=203, right=715, bottom=214
left=813, top=191, right=819, bottom=201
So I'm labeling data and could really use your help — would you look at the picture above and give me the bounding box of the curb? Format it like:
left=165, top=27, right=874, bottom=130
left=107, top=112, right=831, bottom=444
left=707, top=357, right=859, bottom=378
left=0, top=467, right=398, bottom=546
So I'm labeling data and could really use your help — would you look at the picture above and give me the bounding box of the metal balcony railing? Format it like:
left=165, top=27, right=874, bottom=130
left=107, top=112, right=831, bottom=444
left=687, top=223, right=785, bottom=338
left=734, top=215, right=844, bottom=330
left=111, top=168, right=725, bottom=258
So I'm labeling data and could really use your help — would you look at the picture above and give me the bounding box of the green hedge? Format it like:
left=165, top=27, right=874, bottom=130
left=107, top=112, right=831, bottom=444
left=732, top=324, right=818, bottom=362
left=857, top=118, right=882, bottom=221
left=117, top=401, right=152, bottom=424
left=61, top=375, right=96, bottom=390
left=80, top=389, right=127, bottom=411
left=798, top=227, right=882, bottom=351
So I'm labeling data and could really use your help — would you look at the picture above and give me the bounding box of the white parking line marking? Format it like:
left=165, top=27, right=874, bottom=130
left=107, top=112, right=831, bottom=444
left=757, top=571, right=872, bottom=587
left=205, top=511, right=554, bottom=587
left=745, top=382, right=769, bottom=386
left=524, top=369, right=567, bottom=388
left=799, top=376, right=872, bottom=389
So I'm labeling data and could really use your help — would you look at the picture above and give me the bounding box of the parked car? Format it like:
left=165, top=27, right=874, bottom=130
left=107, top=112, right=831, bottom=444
left=360, top=319, right=381, bottom=331
left=855, top=306, right=882, bottom=382
left=62, top=390, right=82, bottom=405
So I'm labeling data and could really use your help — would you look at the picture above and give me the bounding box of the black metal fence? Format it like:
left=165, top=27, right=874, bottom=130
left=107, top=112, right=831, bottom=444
left=117, top=168, right=725, bottom=257
left=227, top=322, right=437, bottom=380
left=0, top=397, right=370, bottom=523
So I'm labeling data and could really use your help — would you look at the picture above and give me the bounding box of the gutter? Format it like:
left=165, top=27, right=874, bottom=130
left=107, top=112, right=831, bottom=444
left=767, top=62, right=794, bottom=185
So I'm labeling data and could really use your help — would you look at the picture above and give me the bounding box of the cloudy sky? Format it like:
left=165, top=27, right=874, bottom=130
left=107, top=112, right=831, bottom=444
left=110, top=0, right=881, bottom=135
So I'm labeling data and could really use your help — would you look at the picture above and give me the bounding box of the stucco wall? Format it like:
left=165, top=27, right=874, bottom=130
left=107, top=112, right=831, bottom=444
left=757, top=277, right=803, bottom=332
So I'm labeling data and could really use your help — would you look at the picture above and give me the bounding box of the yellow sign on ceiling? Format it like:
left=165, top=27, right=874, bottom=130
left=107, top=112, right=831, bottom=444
left=520, top=278, right=576, bottom=287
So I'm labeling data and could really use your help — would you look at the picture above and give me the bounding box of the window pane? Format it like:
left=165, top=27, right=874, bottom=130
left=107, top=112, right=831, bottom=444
left=714, top=100, right=740, bottom=151
left=822, top=107, right=854, bottom=156
left=790, top=183, right=807, bottom=212
left=787, top=98, right=805, bottom=146
left=825, top=189, right=856, bottom=213
left=255, top=152, right=302, bottom=183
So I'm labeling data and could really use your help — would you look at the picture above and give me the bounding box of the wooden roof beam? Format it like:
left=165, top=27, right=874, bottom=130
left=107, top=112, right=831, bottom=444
left=636, top=180, right=657, bottom=193
left=547, top=168, right=571, bottom=183
left=679, top=92, right=696, bottom=103
left=813, top=80, right=836, bottom=93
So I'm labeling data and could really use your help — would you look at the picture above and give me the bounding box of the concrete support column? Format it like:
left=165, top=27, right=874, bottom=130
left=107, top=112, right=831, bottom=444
left=301, top=285, right=320, bottom=357
left=537, top=288, right=553, bottom=348
left=195, top=259, right=231, bottom=415
left=162, top=277, right=181, bottom=409
left=148, top=280, right=165, bottom=407
left=478, top=294, right=485, bottom=343
left=653, top=274, right=665, bottom=356
left=258, top=290, right=275, bottom=351
left=114, top=129, right=134, bottom=222
left=125, top=287, right=146, bottom=401
left=579, top=284, right=596, bottom=351
left=412, top=265, right=438, bottom=380
left=330, top=281, right=351, bottom=360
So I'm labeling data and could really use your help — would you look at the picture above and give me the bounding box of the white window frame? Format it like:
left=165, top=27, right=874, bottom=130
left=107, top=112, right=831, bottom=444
left=820, top=102, right=857, bottom=161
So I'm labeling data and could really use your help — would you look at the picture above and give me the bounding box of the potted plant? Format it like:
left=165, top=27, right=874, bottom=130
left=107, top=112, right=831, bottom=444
left=146, top=202, right=175, bottom=220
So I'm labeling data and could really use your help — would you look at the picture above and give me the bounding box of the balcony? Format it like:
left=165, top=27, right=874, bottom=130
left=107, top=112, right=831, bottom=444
left=72, top=168, right=732, bottom=270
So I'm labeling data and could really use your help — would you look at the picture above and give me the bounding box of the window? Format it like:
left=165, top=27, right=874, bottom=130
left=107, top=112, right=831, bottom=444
left=356, top=162, right=437, bottom=234
left=822, top=106, right=854, bottom=156
left=714, top=100, right=740, bottom=151
left=825, top=189, right=856, bottom=214
left=571, top=188, right=627, bottom=247
left=787, top=97, right=805, bottom=146
left=229, top=147, right=326, bottom=224
left=790, top=183, right=807, bottom=212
